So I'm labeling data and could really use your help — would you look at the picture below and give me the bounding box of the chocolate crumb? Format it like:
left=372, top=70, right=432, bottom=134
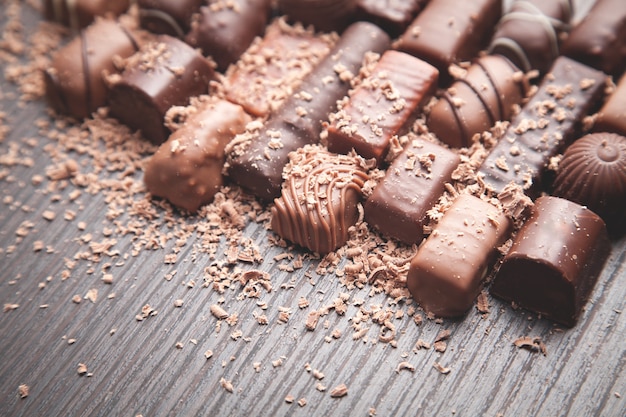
left=18, top=384, right=29, bottom=399
left=330, top=383, right=348, bottom=398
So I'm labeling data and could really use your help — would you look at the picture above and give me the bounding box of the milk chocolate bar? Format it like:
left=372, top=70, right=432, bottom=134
left=44, top=19, right=140, bottom=119
left=271, top=145, right=370, bottom=254
left=364, top=137, right=460, bottom=244
left=488, top=0, right=573, bottom=74
left=107, top=35, right=215, bottom=144
left=185, top=0, right=272, bottom=72
left=144, top=98, right=250, bottom=212
left=44, top=0, right=130, bottom=30
left=395, top=0, right=501, bottom=83
left=407, top=194, right=511, bottom=317
left=355, top=0, right=427, bottom=37
left=478, top=56, right=606, bottom=196
left=562, top=0, right=626, bottom=78
left=594, top=73, right=626, bottom=136
left=278, top=0, right=357, bottom=33
left=225, top=21, right=391, bottom=201
left=327, top=50, right=438, bottom=165
left=427, top=55, right=529, bottom=148
left=491, top=196, right=611, bottom=327
left=137, top=0, right=203, bottom=38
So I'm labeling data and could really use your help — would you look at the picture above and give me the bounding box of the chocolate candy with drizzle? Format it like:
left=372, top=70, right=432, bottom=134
left=44, top=18, right=140, bottom=119
left=137, top=0, right=203, bottom=38
left=271, top=145, right=372, bottom=255
left=427, top=55, right=529, bottom=148
left=44, top=0, right=130, bottom=30
left=488, top=0, right=573, bottom=75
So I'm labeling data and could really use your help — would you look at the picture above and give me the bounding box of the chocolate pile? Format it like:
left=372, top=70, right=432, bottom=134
left=41, top=0, right=626, bottom=327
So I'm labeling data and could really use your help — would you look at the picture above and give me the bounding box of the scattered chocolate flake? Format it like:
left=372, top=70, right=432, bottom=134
left=330, top=383, right=348, bottom=398
left=220, top=378, right=234, bottom=393
left=210, top=304, right=229, bottom=320
left=305, top=310, right=320, bottom=331
left=3, top=303, right=19, bottom=312
left=312, top=369, right=325, bottom=380
left=433, top=362, right=451, bottom=374
left=77, top=363, right=88, bottom=376
left=85, top=289, right=98, bottom=303
left=71, top=295, right=82, bottom=304
left=513, top=336, right=547, bottom=356
left=476, top=291, right=490, bottom=314
left=204, top=350, right=213, bottom=360
left=297, top=398, right=307, bottom=407
left=18, top=384, right=29, bottom=399
left=285, top=395, right=295, bottom=404
left=396, top=361, right=415, bottom=373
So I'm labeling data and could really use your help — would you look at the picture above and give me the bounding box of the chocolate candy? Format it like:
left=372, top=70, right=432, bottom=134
left=562, top=0, right=626, bottom=78
left=594, top=73, right=626, bottom=136
left=364, top=137, right=460, bottom=244
left=271, top=145, right=371, bottom=254
left=224, top=18, right=337, bottom=118
left=552, top=133, right=626, bottom=235
left=491, top=196, right=611, bottom=327
left=427, top=55, right=529, bottom=149
left=137, top=0, right=203, bottom=38
left=407, top=194, right=511, bottom=318
left=394, top=0, right=501, bottom=83
left=107, top=35, right=215, bottom=144
left=278, top=0, right=357, bottom=33
left=44, top=19, right=140, bottom=119
left=327, top=50, right=439, bottom=165
left=185, top=0, right=272, bottom=72
left=44, top=0, right=130, bottom=30
left=225, top=21, right=391, bottom=201
left=355, top=0, right=427, bottom=37
left=144, top=98, right=250, bottom=212
left=478, top=56, right=607, bottom=196
left=488, top=0, right=573, bottom=74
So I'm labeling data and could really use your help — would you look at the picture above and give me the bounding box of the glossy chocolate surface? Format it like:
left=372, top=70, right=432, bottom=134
left=427, top=55, right=529, bottom=148
left=364, top=137, right=460, bottom=244
left=355, top=0, right=427, bottom=37
left=407, top=194, right=511, bottom=317
left=478, top=56, right=606, bottom=195
left=278, top=0, right=357, bottom=33
left=491, top=196, right=611, bottom=327
left=594, top=73, right=626, bottom=137
left=327, top=50, right=438, bottom=165
left=137, top=0, right=202, bottom=38
left=271, top=145, right=370, bottom=254
left=44, top=0, right=130, bottom=30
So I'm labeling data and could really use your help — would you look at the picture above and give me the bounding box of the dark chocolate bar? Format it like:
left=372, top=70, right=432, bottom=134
left=407, top=194, right=511, bottom=317
left=278, top=0, right=357, bottom=33
left=44, top=19, right=140, bottom=119
left=225, top=21, right=391, bottom=201
left=427, top=55, right=529, bottom=148
left=107, top=35, right=215, bottom=144
left=327, top=50, right=439, bottom=165
left=478, top=56, right=607, bottom=196
left=44, top=0, right=130, bottom=30
left=491, top=196, right=611, bottom=327
left=594, top=73, right=626, bottom=137
left=364, top=137, right=460, bottom=244
left=355, top=0, right=427, bottom=37
left=137, top=0, right=203, bottom=38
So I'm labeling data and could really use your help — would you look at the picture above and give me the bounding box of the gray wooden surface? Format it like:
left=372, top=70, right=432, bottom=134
left=0, top=1, right=624, bottom=416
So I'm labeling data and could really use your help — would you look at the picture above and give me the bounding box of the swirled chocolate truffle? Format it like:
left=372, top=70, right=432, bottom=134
left=137, top=0, right=203, bottom=38
left=44, top=0, right=130, bottom=30
left=552, top=133, right=626, bottom=234
left=271, top=145, right=371, bottom=254
left=278, top=0, right=357, bottom=33
left=427, top=55, right=529, bottom=148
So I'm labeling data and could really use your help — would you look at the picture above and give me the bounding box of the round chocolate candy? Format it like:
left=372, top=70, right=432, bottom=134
left=552, top=133, right=626, bottom=234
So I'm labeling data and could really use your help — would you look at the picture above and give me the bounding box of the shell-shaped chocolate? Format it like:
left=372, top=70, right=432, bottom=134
left=271, top=145, right=370, bottom=254
left=553, top=133, right=626, bottom=232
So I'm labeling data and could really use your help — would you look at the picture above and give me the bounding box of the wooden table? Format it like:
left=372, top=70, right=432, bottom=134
left=1, top=2, right=624, bottom=416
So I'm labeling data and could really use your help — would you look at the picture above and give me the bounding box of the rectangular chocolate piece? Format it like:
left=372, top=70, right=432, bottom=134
left=355, top=0, right=427, bottom=37
left=491, top=196, right=611, bottom=327
left=478, top=56, right=607, bottom=196
left=44, top=0, right=130, bottom=30
left=594, top=73, right=626, bottom=136
left=327, top=50, right=438, bottom=165
left=407, top=194, right=511, bottom=317
left=364, top=137, right=460, bottom=244
left=394, top=0, right=501, bottom=83
left=225, top=21, right=391, bottom=201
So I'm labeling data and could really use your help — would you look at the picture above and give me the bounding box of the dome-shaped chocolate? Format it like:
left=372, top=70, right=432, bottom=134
left=553, top=133, right=626, bottom=234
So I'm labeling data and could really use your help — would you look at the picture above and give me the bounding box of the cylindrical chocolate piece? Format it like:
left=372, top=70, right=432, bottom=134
left=107, top=35, right=216, bottom=144
left=44, top=0, right=130, bottom=30
left=137, top=0, right=203, bottom=38
left=44, top=19, right=139, bottom=119
left=185, top=0, right=272, bottom=72
left=427, top=55, right=529, bottom=148
left=278, top=0, right=357, bottom=33
left=491, top=196, right=611, bottom=327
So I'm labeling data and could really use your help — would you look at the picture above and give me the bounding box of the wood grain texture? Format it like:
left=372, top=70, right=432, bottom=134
left=0, top=2, right=624, bottom=417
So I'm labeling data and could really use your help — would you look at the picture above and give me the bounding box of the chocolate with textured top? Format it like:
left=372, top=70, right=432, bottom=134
left=427, top=55, right=529, bottom=148
left=107, top=35, right=215, bottom=144
left=394, top=0, right=501, bottom=83
left=355, top=0, right=427, bottom=37
left=144, top=98, right=250, bottom=212
left=44, top=19, right=140, bottom=119
left=364, top=137, right=460, bottom=244
left=185, top=0, right=272, bottom=72
left=478, top=56, right=606, bottom=196
left=491, top=196, right=611, bottom=327
left=271, top=145, right=371, bottom=254
left=594, top=73, right=626, bottom=136
left=407, top=194, right=511, bottom=317
left=44, top=0, right=130, bottom=30
left=224, top=18, right=337, bottom=118
left=488, top=0, right=573, bottom=74
left=327, top=50, right=438, bottom=165
left=278, top=0, right=357, bottom=33
left=225, top=21, right=391, bottom=201
left=552, top=133, right=626, bottom=235
left=561, top=0, right=626, bottom=78
left=137, top=0, right=202, bottom=38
